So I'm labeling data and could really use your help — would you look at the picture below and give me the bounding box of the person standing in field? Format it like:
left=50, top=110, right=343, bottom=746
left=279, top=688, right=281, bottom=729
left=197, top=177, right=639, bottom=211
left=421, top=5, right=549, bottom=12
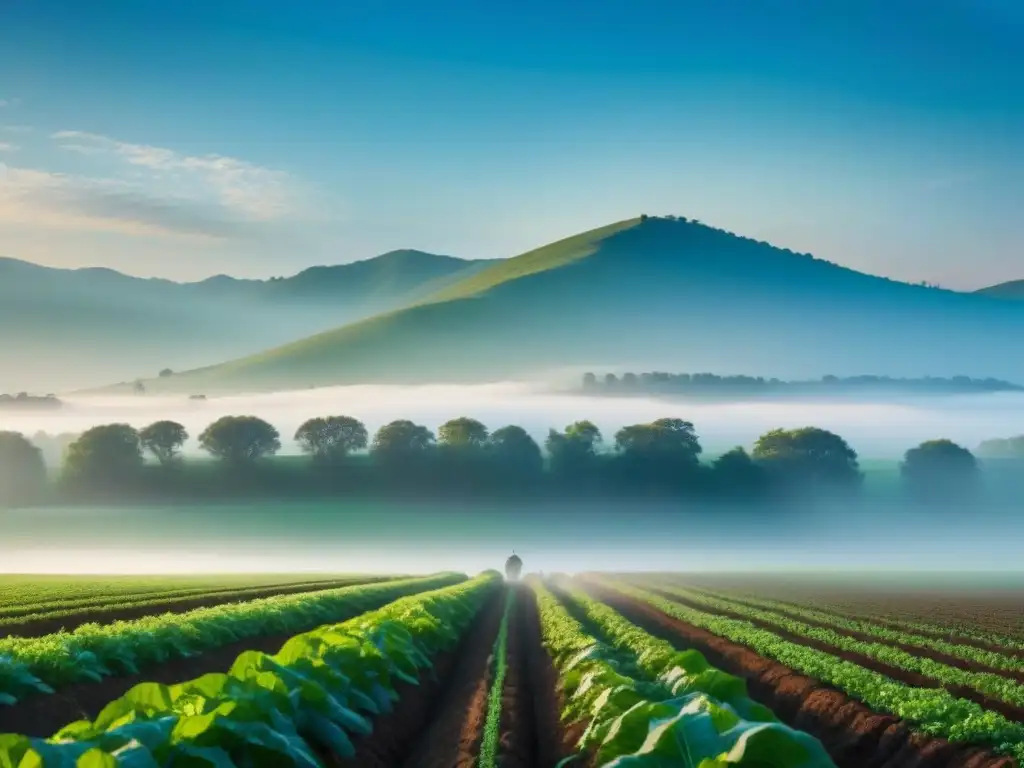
left=505, top=551, right=522, bottom=581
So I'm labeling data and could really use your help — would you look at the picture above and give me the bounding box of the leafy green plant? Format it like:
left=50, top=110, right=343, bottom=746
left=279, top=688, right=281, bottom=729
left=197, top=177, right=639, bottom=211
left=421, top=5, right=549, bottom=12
left=598, top=578, right=1024, bottom=761
left=0, top=572, right=502, bottom=766
left=671, top=582, right=1024, bottom=675
left=531, top=579, right=834, bottom=767
left=0, top=573, right=465, bottom=702
left=639, top=581, right=1024, bottom=711
left=477, top=587, right=516, bottom=768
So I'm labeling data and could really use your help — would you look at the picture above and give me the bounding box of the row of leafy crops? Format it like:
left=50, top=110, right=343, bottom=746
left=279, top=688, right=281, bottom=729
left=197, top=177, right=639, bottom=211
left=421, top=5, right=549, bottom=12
left=0, top=575, right=351, bottom=610
left=0, top=572, right=464, bottom=703
left=599, top=579, right=1024, bottom=761
left=477, top=586, right=516, bottom=768
left=0, top=572, right=502, bottom=767
left=0, top=577, right=395, bottom=628
left=671, top=583, right=1024, bottom=675
left=689, top=582, right=1024, bottom=653
left=532, top=579, right=835, bottom=767
left=793, top=599, right=1024, bottom=655
left=640, top=581, right=1024, bottom=711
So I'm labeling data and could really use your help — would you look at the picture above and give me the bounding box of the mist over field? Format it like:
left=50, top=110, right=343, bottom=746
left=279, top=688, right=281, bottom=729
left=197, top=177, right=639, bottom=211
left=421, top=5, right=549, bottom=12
left=5, top=382, right=1022, bottom=577
left=3, top=495, right=1023, bottom=576
left=3, top=382, right=1023, bottom=458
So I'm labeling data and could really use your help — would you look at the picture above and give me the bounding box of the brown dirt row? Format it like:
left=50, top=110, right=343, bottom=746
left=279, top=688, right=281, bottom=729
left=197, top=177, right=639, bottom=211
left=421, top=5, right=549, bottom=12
left=498, top=582, right=578, bottom=768
left=397, top=590, right=503, bottom=768
left=0, top=578, right=385, bottom=639
left=643, top=586, right=1024, bottom=725
left=687, top=590, right=1024, bottom=684
left=581, top=579, right=1017, bottom=768
left=322, top=588, right=503, bottom=768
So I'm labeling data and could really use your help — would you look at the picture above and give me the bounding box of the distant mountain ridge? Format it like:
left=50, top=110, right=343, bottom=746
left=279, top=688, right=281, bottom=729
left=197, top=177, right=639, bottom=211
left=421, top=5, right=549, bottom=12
left=115, top=215, right=1024, bottom=394
left=1, top=251, right=495, bottom=391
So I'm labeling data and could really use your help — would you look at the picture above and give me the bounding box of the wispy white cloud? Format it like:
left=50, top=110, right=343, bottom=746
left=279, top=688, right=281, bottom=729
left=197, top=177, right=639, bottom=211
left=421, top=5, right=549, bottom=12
left=0, top=100, right=8, bottom=108
left=2, top=125, right=32, bottom=134
left=0, top=142, right=17, bottom=153
left=0, top=131, right=303, bottom=239
left=0, top=166, right=258, bottom=239
left=51, top=130, right=294, bottom=221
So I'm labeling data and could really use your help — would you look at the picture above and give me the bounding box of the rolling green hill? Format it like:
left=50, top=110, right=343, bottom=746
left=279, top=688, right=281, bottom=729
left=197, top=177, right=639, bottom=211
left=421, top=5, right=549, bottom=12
left=113, top=215, right=1024, bottom=394
left=1, top=251, right=492, bottom=392
left=976, top=280, right=1024, bottom=300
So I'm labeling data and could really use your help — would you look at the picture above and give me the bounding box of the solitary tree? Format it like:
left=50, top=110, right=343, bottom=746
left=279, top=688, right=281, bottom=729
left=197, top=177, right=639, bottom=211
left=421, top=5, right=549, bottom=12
left=295, top=416, right=368, bottom=464
left=752, top=427, right=862, bottom=490
left=199, top=416, right=280, bottom=464
left=63, top=424, right=144, bottom=485
left=901, top=439, right=979, bottom=500
left=158, top=368, right=174, bottom=378
left=139, top=420, right=188, bottom=465
left=0, top=431, right=47, bottom=506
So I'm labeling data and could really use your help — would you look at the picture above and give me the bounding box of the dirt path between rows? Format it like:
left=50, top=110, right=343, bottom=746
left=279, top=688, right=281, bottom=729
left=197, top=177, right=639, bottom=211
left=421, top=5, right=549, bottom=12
left=498, top=582, right=580, bottom=768
left=0, top=578, right=384, bottom=639
left=644, top=586, right=1024, bottom=725
left=579, top=579, right=1016, bottom=768
left=316, top=587, right=503, bottom=768
left=394, top=589, right=504, bottom=768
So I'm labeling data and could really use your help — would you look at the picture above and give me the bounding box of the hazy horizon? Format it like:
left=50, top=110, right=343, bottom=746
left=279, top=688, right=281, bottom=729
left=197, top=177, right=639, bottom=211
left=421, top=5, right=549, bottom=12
left=2, top=496, right=1022, bottom=576
left=3, top=382, right=1022, bottom=460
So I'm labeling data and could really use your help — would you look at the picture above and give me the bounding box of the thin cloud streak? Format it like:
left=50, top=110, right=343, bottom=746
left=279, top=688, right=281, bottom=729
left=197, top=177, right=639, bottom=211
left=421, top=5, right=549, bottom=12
left=51, top=130, right=295, bottom=221
left=0, top=130, right=306, bottom=240
left=0, top=166, right=252, bottom=239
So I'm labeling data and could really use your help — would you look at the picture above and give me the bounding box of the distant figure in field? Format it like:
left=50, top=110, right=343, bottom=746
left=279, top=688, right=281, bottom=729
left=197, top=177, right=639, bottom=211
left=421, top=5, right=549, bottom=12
left=505, top=551, right=523, bottom=581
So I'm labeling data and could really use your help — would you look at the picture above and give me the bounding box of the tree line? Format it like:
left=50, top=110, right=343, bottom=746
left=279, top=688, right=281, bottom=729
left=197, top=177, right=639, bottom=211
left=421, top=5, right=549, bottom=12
left=581, top=372, right=1022, bottom=396
left=0, top=414, right=999, bottom=507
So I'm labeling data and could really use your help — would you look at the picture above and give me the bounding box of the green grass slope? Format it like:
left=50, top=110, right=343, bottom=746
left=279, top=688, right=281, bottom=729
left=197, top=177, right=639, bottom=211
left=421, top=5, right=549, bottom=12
left=112, top=216, right=1024, bottom=394
left=1, top=252, right=488, bottom=392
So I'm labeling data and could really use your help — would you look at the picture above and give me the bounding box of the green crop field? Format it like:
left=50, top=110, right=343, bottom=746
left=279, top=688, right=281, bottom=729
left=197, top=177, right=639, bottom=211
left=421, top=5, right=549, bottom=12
left=2, top=571, right=1023, bottom=767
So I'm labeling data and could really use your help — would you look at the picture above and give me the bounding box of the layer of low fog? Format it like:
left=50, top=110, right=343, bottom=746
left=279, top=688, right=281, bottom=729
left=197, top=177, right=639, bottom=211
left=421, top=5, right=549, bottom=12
left=5, top=382, right=1024, bottom=575
left=3, top=382, right=1023, bottom=459
left=3, top=497, right=1024, bottom=575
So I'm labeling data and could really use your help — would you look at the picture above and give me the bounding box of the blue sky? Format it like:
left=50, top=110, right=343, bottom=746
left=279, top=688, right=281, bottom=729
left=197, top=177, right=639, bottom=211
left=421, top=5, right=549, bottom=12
left=1, top=0, right=1021, bottom=287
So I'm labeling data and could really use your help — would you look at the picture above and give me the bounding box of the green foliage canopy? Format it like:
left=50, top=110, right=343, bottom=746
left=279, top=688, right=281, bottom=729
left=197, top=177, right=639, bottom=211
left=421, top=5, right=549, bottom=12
left=294, top=416, right=368, bottom=463
left=199, top=416, right=281, bottom=463
left=0, top=431, right=47, bottom=507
